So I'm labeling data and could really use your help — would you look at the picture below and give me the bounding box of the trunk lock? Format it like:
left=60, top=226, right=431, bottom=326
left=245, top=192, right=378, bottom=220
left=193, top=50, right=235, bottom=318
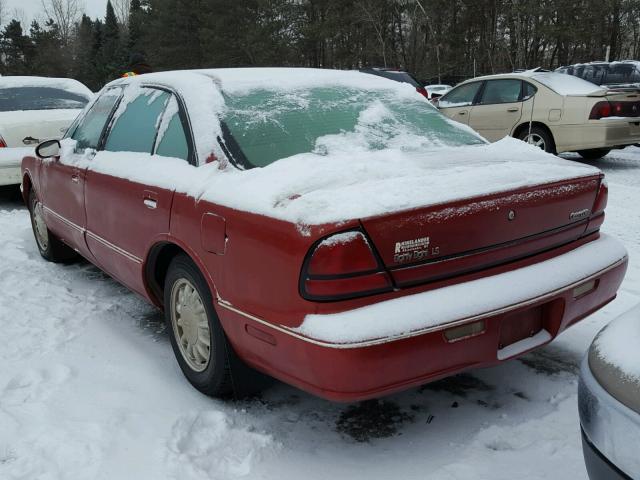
left=508, top=210, right=516, bottom=221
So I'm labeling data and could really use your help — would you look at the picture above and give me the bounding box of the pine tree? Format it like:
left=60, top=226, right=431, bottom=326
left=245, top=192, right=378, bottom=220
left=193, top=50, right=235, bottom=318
left=100, top=0, right=125, bottom=81
left=1, top=20, right=31, bottom=75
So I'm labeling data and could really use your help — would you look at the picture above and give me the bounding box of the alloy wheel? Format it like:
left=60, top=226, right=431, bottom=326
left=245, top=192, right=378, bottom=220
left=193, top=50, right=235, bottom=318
left=524, top=133, right=546, bottom=150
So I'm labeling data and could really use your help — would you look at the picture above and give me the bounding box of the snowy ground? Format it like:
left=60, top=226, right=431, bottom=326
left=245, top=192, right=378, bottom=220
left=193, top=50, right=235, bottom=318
left=0, top=148, right=639, bottom=480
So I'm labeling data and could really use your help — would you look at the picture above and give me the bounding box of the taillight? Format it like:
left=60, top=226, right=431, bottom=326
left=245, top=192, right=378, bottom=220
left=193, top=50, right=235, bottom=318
left=589, top=101, right=611, bottom=119
left=416, top=87, right=429, bottom=99
left=590, top=101, right=640, bottom=119
left=585, top=178, right=608, bottom=235
left=301, top=230, right=393, bottom=301
left=0, top=135, right=6, bottom=148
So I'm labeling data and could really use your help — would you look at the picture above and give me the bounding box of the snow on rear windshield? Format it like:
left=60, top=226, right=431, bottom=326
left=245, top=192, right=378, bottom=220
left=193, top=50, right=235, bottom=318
left=0, top=87, right=90, bottom=111
left=529, top=72, right=605, bottom=95
left=221, top=87, right=485, bottom=168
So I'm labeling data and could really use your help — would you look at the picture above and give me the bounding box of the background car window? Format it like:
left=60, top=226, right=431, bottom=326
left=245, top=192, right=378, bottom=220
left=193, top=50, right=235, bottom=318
left=155, top=97, right=190, bottom=161
left=71, top=88, right=121, bottom=150
left=479, top=79, right=522, bottom=104
left=105, top=89, right=170, bottom=154
left=522, top=82, right=537, bottom=100
left=438, top=82, right=481, bottom=107
left=0, top=87, right=90, bottom=112
left=606, top=64, right=636, bottom=84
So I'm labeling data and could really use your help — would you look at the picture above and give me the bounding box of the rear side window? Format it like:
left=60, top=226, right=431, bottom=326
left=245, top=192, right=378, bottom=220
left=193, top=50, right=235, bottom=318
left=522, top=82, right=537, bottom=100
left=479, top=79, right=522, bottom=104
left=105, top=89, right=170, bottom=154
left=71, top=88, right=121, bottom=150
left=0, top=87, right=89, bottom=112
left=155, top=97, right=190, bottom=161
left=439, top=82, right=482, bottom=107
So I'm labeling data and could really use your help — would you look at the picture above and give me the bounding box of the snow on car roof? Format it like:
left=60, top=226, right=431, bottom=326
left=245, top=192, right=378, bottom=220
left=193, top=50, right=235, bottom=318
left=200, top=67, right=420, bottom=95
left=0, top=76, right=93, bottom=99
left=522, top=71, right=606, bottom=96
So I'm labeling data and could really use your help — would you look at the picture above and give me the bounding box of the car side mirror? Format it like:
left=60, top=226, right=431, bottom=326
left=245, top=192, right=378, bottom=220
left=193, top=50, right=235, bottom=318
left=36, top=139, right=61, bottom=159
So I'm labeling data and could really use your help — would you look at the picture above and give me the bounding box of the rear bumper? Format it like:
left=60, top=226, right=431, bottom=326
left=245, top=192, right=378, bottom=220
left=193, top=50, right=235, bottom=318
left=579, top=356, right=640, bottom=479
left=553, top=121, right=640, bottom=152
left=0, top=147, right=31, bottom=186
left=220, top=235, right=628, bottom=401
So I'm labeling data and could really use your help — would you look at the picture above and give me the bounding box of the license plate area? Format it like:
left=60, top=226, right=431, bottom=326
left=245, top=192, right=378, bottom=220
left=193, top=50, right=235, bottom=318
left=498, top=306, right=543, bottom=350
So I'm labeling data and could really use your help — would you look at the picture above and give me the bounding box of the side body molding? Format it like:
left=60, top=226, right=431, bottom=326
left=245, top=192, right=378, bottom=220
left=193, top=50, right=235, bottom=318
left=201, top=212, right=227, bottom=254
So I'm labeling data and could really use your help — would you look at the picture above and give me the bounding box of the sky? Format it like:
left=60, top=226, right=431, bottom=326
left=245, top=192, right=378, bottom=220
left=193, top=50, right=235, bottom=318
left=3, top=0, right=108, bottom=25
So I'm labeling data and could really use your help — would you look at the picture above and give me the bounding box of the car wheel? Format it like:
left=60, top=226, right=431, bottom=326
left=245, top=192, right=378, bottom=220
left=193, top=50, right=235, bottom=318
left=164, top=254, right=234, bottom=397
left=517, top=126, right=556, bottom=154
left=577, top=148, right=611, bottom=160
left=28, top=190, right=77, bottom=262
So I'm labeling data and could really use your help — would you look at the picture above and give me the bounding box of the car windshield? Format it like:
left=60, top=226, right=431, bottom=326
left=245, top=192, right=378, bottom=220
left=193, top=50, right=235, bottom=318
left=0, top=86, right=90, bottom=112
left=221, top=86, right=484, bottom=168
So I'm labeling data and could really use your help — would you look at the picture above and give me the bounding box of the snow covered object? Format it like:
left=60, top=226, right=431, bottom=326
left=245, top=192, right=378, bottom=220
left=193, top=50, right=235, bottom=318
left=579, top=306, right=640, bottom=479
left=21, top=68, right=628, bottom=401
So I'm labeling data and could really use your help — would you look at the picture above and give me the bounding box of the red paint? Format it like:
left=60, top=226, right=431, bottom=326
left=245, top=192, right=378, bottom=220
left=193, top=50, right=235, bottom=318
left=21, top=151, right=627, bottom=401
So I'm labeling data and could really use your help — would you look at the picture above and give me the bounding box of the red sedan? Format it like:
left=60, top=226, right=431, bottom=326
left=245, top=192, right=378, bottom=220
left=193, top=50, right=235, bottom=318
left=22, top=68, right=628, bottom=401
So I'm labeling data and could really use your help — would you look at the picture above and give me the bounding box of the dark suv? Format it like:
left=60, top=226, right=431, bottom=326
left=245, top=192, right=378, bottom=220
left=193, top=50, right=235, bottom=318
left=556, top=61, right=640, bottom=88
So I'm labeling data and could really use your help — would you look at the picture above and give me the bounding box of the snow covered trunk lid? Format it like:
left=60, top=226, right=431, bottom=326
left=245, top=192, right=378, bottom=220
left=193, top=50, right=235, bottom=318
left=360, top=175, right=602, bottom=286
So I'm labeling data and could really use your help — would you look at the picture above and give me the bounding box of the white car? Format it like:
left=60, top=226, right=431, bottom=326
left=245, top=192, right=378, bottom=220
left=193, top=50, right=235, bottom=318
left=579, top=306, right=640, bottom=479
left=0, top=77, right=93, bottom=186
left=425, top=84, right=452, bottom=99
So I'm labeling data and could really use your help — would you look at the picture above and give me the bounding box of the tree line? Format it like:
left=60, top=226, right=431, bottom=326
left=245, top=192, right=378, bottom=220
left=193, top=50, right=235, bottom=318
left=1, top=0, right=639, bottom=91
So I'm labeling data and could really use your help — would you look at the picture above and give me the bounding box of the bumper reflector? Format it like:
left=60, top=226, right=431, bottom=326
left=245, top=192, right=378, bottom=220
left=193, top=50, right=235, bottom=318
left=444, top=320, right=486, bottom=343
left=573, top=280, right=597, bottom=299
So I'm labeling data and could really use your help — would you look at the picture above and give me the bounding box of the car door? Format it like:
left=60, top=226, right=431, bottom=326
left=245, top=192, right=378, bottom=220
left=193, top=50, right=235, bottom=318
left=84, top=87, right=193, bottom=296
left=436, top=81, right=483, bottom=125
left=468, top=79, right=524, bottom=141
left=39, top=88, right=122, bottom=258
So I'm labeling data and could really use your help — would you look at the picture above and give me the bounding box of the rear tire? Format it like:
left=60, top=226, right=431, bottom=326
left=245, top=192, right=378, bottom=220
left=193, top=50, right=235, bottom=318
left=164, top=254, right=234, bottom=397
left=28, top=190, right=77, bottom=262
left=577, top=148, right=611, bottom=160
left=517, top=126, right=556, bottom=154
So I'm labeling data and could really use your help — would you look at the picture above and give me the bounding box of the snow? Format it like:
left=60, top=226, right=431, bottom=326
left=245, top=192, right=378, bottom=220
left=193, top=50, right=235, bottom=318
left=0, top=76, right=93, bottom=99
left=2, top=146, right=640, bottom=478
left=591, top=305, right=640, bottom=381
left=203, top=67, right=423, bottom=97
left=524, top=71, right=606, bottom=96
left=196, top=137, right=599, bottom=226
left=295, top=234, right=627, bottom=345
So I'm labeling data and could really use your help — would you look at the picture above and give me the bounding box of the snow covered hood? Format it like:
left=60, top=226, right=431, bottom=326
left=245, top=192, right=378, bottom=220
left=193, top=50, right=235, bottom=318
left=0, top=76, right=93, bottom=99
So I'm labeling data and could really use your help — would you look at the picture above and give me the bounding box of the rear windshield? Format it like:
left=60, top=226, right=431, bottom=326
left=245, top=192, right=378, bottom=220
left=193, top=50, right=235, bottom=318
left=221, top=87, right=484, bottom=168
left=0, top=86, right=90, bottom=111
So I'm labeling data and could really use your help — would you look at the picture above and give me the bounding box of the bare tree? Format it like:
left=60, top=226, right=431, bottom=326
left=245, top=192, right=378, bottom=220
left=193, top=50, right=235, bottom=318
left=41, top=0, right=84, bottom=45
left=111, top=0, right=131, bottom=27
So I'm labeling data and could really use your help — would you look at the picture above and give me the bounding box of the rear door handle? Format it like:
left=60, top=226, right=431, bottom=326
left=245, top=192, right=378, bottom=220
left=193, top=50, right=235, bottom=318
left=143, top=198, right=157, bottom=209
left=507, top=108, right=520, bottom=112
left=458, top=111, right=467, bottom=116
left=143, top=190, right=158, bottom=209
left=23, top=136, right=40, bottom=145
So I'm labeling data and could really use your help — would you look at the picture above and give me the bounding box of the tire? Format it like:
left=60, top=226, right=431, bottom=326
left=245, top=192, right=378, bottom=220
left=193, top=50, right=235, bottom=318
left=517, top=126, right=556, bottom=154
left=28, top=190, right=77, bottom=262
left=577, top=148, right=611, bottom=160
left=164, top=254, right=234, bottom=397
